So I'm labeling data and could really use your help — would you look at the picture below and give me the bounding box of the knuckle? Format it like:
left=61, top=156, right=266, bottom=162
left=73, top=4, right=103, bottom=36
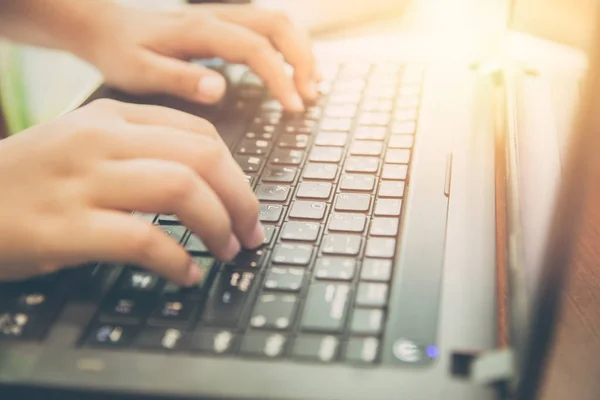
left=165, top=165, right=198, bottom=202
left=269, top=10, right=293, bottom=34
left=87, top=98, right=121, bottom=112
left=248, top=36, right=272, bottom=58
left=128, top=224, right=160, bottom=263
left=198, top=139, right=227, bottom=166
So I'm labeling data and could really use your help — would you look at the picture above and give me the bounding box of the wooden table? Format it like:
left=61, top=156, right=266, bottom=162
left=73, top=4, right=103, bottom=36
left=537, top=156, right=600, bottom=400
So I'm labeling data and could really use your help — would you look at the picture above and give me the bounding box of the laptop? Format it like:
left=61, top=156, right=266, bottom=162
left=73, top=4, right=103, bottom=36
left=0, top=2, right=597, bottom=399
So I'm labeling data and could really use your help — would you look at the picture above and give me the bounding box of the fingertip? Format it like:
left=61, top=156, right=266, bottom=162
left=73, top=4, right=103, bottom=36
left=197, top=74, right=227, bottom=103
left=285, top=92, right=305, bottom=112
left=183, top=260, right=204, bottom=287
left=221, top=234, right=241, bottom=262
left=243, top=221, right=265, bottom=250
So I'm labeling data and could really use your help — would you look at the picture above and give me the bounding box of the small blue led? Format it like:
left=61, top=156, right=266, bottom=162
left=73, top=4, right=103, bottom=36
left=426, top=345, right=440, bottom=359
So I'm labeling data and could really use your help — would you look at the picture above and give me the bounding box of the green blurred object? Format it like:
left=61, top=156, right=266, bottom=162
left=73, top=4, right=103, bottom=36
left=0, top=42, right=31, bottom=135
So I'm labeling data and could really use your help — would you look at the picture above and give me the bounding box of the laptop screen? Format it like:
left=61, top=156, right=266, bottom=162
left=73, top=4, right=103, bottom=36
left=515, top=3, right=600, bottom=398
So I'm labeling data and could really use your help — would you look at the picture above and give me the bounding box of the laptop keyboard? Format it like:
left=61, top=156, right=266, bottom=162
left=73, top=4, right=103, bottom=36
left=0, top=62, right=423, bottom=365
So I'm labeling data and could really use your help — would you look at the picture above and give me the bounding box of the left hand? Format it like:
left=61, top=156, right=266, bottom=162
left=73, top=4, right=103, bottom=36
left=80, top=3, right=319, bottom=111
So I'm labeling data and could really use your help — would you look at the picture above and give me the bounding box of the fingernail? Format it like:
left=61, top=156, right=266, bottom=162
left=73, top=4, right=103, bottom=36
left=288, top=92, right=305, bottom=112
left=184, top=260, right=204, bottom=286
left=306, top=81, right=318, bottom=100
left=197, top=74, right=226, bottom=103
left=247, top=221, right=265, bottom=249
left=224, top=234, right=241, bottom=261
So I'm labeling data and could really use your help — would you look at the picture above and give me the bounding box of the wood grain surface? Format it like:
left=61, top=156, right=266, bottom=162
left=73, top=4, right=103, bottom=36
left=537, top=155, right=600, bottom=400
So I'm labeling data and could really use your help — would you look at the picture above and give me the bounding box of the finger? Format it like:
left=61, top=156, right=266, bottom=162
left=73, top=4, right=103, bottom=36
left=205, top=5, right=318, bottom=99
left=106, top=101, right=222, bottom=141
left=91, top=159, right=240, bottom=262
left=106, top=125, right=264, bottom=249
left=180, top=19, right=304, bottom=111
left=65, top=211, right=202, bottom=286
left=138, top=52, right=227, bottom=104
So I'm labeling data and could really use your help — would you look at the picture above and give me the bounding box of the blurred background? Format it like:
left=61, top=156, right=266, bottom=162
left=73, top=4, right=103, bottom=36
left=0, top=0, right=595, bottom=134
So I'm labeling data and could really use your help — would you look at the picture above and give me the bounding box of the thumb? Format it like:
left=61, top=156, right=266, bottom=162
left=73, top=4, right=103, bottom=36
left=143, top=53, right=227, bottom=104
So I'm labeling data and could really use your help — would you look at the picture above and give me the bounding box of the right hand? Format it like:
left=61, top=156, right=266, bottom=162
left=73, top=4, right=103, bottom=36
left=0, top=99, right=263, bottom=285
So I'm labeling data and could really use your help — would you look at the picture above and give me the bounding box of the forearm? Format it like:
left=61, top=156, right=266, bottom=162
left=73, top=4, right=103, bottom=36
left=0, top=0, right=116, bottom=56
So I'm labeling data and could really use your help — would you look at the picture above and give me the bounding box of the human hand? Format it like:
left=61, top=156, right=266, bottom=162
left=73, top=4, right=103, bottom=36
left=0, top=99, right=263, bottom=284
left=81, top=3, right=318, bottom=111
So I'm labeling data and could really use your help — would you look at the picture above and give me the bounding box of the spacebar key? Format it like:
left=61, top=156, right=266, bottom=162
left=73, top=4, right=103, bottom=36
left=301, top=283, right=350, bottom=333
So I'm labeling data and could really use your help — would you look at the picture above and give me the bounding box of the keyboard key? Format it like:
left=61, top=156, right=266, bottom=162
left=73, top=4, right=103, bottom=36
left=263, top=267, right=305, bottom=292
left=369, top=218, right=399, bottom=237
left=133, top=212, right=156, bottom=223
left=119, top=270, right=161, bottom=292
left=356, top=283, right=389, bottom=307
left=334, top=79, right=365, bottom=92
left=361, top=259, right=393, bottom=282
left=374, top=199, right=402, bottom=216
left=289, top=201, right=327, bottom=220
left=261, top=166, right=297, bottom=183
left=309, top=146, right=343, bottom=163
left=136, top=328, right=184, bottom=351
left=100, top=295, right=149, bottom=320
left=314, top=257, right=356, bottom=281
left=296, top=182, right=332, bottom=199
left=250, top=294, right=299, bottom=330
left=354, top=126, right=387, bottom=141
left=157, top=214, right=179, bottom=224
left=241, top=332, right=287, bottom=358
left=235, top=155, right=264, bottom=173
left=189, top=329, right=236, bottom=354
left=358, top=112, right=390, bottom=126
left=388, top=135, right=414, bottom=149
left=302, top=163, right=338, bottom=180
left=158, top=225, right=187, bottom=244
left=334, top=193, right=371, bottom=212
left=320, top=118, right=352, bottom=131
left=256, top=184, right=291, bottom=202
left=340, top=174, right=376, bottom=191
left=361, top=99, right=394, bottom=113
left=328, top=213, right=366, bottom=233
left=329, top=92, right=362, bottom=105
left=324, top=105, right=356, bottom=118
left=237, top=138, right=271, bottom=155
left=396, top=95, right=420, bottom=109
left=399, top=85, right=420, bottom=96
left=292, top=335, right=339, bottom=362
left=0, top=312, right=35, bottom=339
left=345, top=156, right=379, bottom=173
left=227, top=249, right=268, bottom=270
left=281, top=221, right=320, bottom=242
left=259, top=204, right=284, bottom=222
left=345, top=337, right=379, bottom=363
left=381, top=164, right=408, bottom=180
left=350, top=141, right=383, bottom=156
left=339, top=63, right=371, bottom=78
left=282, top=122, right=316, bottom=135
left=391, top=121, right=416, bottom=135
left=351, top=309, right=384, bottom=335
left=278, top=134, right=309, bottom=149
left=365, top=86, right=396, bottom=99
left=378, top=181, right=405, bottom=198
left=202, top=270, right=258, bottom=327
left=261, top=98, right=283, bottom=112
left=270, top=149, right=304, bottom=165
left=385, top=149, right=411, bottom=164
left=85, top=323, right=138, bottom=348
left=322, top=234, right=362, bottom=256
left=184, top=234, right=209, bottom=254
left=314, top=131, right=348, bottom=147
left=394, top=109, right=418, bottom=122
left=365, top=237, right=397, bottom=258
left=301, top=283, right=350, bottom=332
left=263, top=225, right=277, bottom=246
left=272, top=244, right=313, bottom=266
left=148, top=296, right=196, bottom=325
